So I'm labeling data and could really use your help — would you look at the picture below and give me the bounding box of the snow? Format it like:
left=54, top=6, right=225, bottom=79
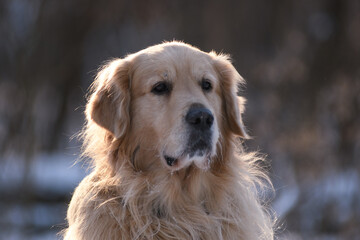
left=0, top=151, right=87, bottom=194
left=272, top=184, right=300, bottom=219
left=0, top=151, right=88, bottom=240
left=30, top=152, right=87, bottom=194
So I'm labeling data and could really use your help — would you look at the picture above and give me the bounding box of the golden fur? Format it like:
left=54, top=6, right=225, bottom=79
left=64, top=41, right=274, bottom=239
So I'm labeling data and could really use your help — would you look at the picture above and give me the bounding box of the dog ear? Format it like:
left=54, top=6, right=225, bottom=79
left=212, top=53, right=249, bottom=138
left=86, top=59, right=131, bottom=140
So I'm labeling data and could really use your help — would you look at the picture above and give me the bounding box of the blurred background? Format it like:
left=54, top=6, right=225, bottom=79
left=0, top=0, right=359, bottom=239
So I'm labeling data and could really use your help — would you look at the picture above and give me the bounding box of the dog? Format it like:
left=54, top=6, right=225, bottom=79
left=64, top=41, right=274, bottom=239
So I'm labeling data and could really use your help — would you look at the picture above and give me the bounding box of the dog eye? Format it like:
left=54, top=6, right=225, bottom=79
left=201, top=79, right=212, bottom=92
left=151, top=81, right=171, bottom=95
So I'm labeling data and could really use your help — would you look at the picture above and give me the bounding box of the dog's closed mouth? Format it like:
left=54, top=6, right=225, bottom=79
left=188, top=139, right=210, bottom=154
left=164, top=155, right=177, bottom=166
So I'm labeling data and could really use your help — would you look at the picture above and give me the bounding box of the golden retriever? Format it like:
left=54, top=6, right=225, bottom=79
left=64, top=41, right=274, bottom=239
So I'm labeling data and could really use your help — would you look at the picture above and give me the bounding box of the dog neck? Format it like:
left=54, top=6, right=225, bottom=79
left=85, top=137, right=272, bottom=239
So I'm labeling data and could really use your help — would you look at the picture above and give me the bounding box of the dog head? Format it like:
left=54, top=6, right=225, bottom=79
left=86, top=42, right=247, bottom=172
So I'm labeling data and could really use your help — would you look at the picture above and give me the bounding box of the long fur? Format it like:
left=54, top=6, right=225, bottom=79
left=63, top=41, right=274, bottom=240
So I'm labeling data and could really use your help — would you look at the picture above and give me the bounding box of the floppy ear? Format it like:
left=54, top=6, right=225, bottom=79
left=86, top=59, right=131, bottom=141
left=212, top=54, right=249, bottom=138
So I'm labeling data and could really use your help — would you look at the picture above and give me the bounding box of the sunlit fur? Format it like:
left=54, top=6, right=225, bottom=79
left=63, top=41, right=274, bottom=239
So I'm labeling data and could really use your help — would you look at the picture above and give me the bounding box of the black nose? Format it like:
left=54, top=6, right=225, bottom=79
left=185, top=104, right=214, bottom=130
